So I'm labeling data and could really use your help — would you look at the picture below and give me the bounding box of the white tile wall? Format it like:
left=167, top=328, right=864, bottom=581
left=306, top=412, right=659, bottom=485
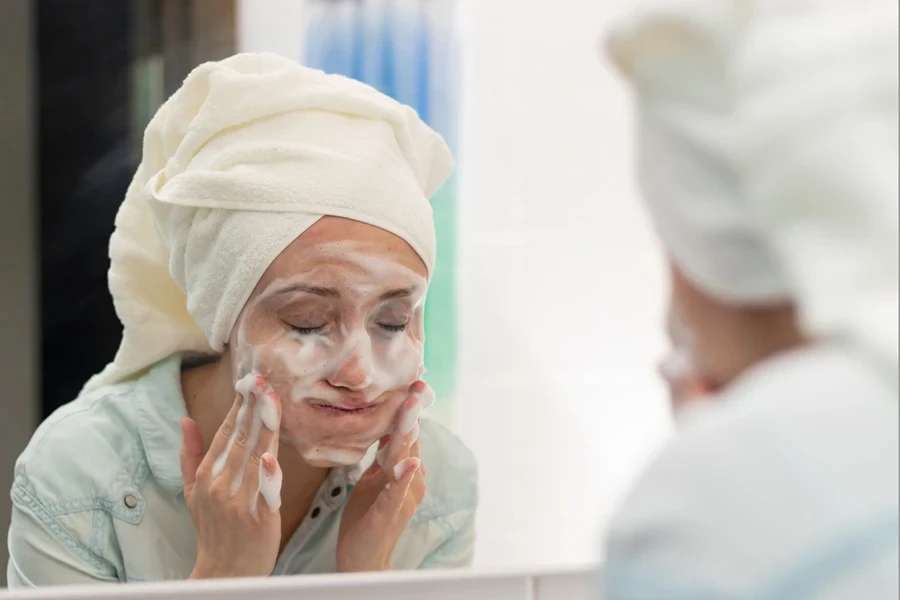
left=237, top=0, right=674, bottom=572
left=455, top=0, right=673, bottom=569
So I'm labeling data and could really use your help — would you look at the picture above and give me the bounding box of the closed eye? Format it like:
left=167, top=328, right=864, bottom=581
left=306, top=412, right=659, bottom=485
left=292, top=325, right=326, bottom=335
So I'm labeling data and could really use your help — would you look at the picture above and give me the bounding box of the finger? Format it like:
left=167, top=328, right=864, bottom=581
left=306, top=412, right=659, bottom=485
left=410, top=458, right=427, bottom=505
left=211, top=389, right=254, bottom=487
left=242, top=389, right=282, bottom=501
left=408, top=440, right=425, bottom=486
left=209, top=374, right=277, bottom=488
left=380, top=396, right=421, bottom=472
left=180, top=418, right=204, bottom=498
left=410, top=381, right=435, bottom=410
left=373, top=457, right=420, bottom=520
left=204, top=392, right=245, bottom=469
left=256, top=452, right=283, bottom=516
left=408, top=379, right=427, bottom=396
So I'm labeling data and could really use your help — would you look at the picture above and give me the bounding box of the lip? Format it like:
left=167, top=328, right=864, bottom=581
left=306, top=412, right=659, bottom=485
left=309, top=402, right=380, bottom=416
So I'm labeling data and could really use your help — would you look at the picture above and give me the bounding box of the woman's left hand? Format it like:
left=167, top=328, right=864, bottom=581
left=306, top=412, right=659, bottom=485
left=336, top=383, right=428, bottom=572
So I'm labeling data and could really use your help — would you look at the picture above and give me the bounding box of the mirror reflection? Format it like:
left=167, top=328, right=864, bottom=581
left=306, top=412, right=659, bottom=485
left=4, top=0, right=895, bottom=595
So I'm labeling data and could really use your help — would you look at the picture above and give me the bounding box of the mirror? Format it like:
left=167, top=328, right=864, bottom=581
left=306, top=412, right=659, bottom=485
left=1, top=0, right=671, bottom=589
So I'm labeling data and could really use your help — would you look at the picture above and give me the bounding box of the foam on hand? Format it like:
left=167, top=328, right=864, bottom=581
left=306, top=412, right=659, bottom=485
left=257, top=455, right=283, bottom=516
left=212, top=373, right=282, bottom=517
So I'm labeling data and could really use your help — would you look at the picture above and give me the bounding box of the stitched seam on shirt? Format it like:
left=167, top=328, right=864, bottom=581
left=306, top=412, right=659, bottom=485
left=102, top=439, right=151, bottom=525
left=11, top=482, right=114, bottom=573
left=15, top=473, right=105, bottom=517
left=90, top=510, right=105, bottom=557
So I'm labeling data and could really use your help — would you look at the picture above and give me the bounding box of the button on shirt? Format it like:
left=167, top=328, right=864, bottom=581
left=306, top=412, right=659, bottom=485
left=7, top=356, right=478, bottom=587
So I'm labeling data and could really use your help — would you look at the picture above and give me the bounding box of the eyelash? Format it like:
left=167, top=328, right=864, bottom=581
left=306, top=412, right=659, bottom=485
left=292, top=325, right=326, bottom=335
left=291, top=323, right=407, bottom=335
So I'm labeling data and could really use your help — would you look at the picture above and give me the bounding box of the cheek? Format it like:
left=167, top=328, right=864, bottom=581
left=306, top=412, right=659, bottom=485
left=371, top=333, right=423, bottom=390
left=243, top=336, right=328, bottom=400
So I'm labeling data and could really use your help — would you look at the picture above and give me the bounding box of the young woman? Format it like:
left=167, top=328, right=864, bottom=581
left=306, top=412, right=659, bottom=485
left=8, top=53, right=477, bottom=586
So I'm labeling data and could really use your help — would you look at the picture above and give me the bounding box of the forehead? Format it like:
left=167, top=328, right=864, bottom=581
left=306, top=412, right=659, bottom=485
left=258, top=216, right=427, bottom=288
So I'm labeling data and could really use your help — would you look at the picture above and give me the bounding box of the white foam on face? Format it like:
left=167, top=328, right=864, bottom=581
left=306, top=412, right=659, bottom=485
left=231, top=241, right=429, bottom=469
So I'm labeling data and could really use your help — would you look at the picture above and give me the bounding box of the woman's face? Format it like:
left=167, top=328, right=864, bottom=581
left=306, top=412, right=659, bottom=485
left=229, top=217, right=428, bottom=467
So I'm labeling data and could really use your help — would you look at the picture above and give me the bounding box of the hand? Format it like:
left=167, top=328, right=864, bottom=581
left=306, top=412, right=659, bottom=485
left=336, top=382, right=430, bottom=572
left=180, top=375, right=283, bottom=579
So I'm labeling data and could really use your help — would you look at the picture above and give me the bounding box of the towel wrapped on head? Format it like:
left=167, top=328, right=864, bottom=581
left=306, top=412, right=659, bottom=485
left=82, top=53, right=453, bottom=395
left=606, top=0, right=899, bottom=365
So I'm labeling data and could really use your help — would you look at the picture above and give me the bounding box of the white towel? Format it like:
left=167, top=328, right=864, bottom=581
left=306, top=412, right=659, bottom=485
left=82, top=53, right=453, bottom=395
left=606, top=0, right=899, bottom=365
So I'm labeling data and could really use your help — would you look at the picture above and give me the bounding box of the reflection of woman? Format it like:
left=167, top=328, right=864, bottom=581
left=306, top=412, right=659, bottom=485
left=8, top=54, right=476, bottom=587
left=603, top=0, right=898, bottom=599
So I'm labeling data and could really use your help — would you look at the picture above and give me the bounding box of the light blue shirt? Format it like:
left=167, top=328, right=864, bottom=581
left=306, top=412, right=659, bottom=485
left=602, top=344, right=899, bottom=600
left=7, top=355, right=477, bottom=587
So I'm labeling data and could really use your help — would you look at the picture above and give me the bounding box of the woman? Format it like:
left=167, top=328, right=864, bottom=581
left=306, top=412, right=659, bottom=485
left=602, top=0, right=898, bottom=598
left=7, top=53, right=477, bottom=586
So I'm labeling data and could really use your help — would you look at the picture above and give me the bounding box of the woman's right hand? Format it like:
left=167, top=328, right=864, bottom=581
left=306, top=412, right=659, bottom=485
left=179, top=377, right=283, bottom=579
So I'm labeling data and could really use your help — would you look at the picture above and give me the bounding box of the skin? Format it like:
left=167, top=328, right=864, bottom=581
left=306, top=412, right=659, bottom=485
left=179, top=216, right=430, bottom=577
left=665, top=261, right=808, bottom=402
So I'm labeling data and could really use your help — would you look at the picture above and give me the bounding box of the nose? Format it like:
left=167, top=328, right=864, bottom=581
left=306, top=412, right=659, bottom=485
left=327, top=345, right=374, bottom=392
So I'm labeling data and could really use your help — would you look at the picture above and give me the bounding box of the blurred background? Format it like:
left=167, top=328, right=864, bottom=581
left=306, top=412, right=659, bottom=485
left=0, top=0, right=671, bottom=582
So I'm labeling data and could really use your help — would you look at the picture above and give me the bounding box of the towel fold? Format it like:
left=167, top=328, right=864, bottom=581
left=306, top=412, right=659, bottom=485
left=82, top=52, right=453, bottom=395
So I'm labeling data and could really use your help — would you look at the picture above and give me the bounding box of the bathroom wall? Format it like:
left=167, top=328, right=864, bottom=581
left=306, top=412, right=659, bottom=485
left=241, top=0, right=676, bottom=570
left=452, top=0, right=672, bottom=568
left=0, top=0, right=38, bottom=585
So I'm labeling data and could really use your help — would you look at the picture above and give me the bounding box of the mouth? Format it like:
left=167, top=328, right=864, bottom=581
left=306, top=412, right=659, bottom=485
left=308, top=402, right=380, bottom=417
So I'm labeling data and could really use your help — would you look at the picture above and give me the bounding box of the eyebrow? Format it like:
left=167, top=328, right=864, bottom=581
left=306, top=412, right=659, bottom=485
left=275, top=283, right=417, bottom=301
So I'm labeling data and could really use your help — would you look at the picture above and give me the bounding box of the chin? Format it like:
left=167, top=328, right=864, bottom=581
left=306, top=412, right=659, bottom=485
left=298, top=443, right=372, bottom=468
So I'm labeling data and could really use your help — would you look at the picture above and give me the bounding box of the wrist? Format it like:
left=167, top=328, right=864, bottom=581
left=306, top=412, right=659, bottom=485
left=190, top=556, right=220, bottom=580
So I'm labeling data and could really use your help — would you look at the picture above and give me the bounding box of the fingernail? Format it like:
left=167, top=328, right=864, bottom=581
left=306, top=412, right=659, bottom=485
left=254, top=375, right=267, bottom=390
left=393, top=457, right=420, bottom=481
left=261, top=452, right=275, bottom=474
